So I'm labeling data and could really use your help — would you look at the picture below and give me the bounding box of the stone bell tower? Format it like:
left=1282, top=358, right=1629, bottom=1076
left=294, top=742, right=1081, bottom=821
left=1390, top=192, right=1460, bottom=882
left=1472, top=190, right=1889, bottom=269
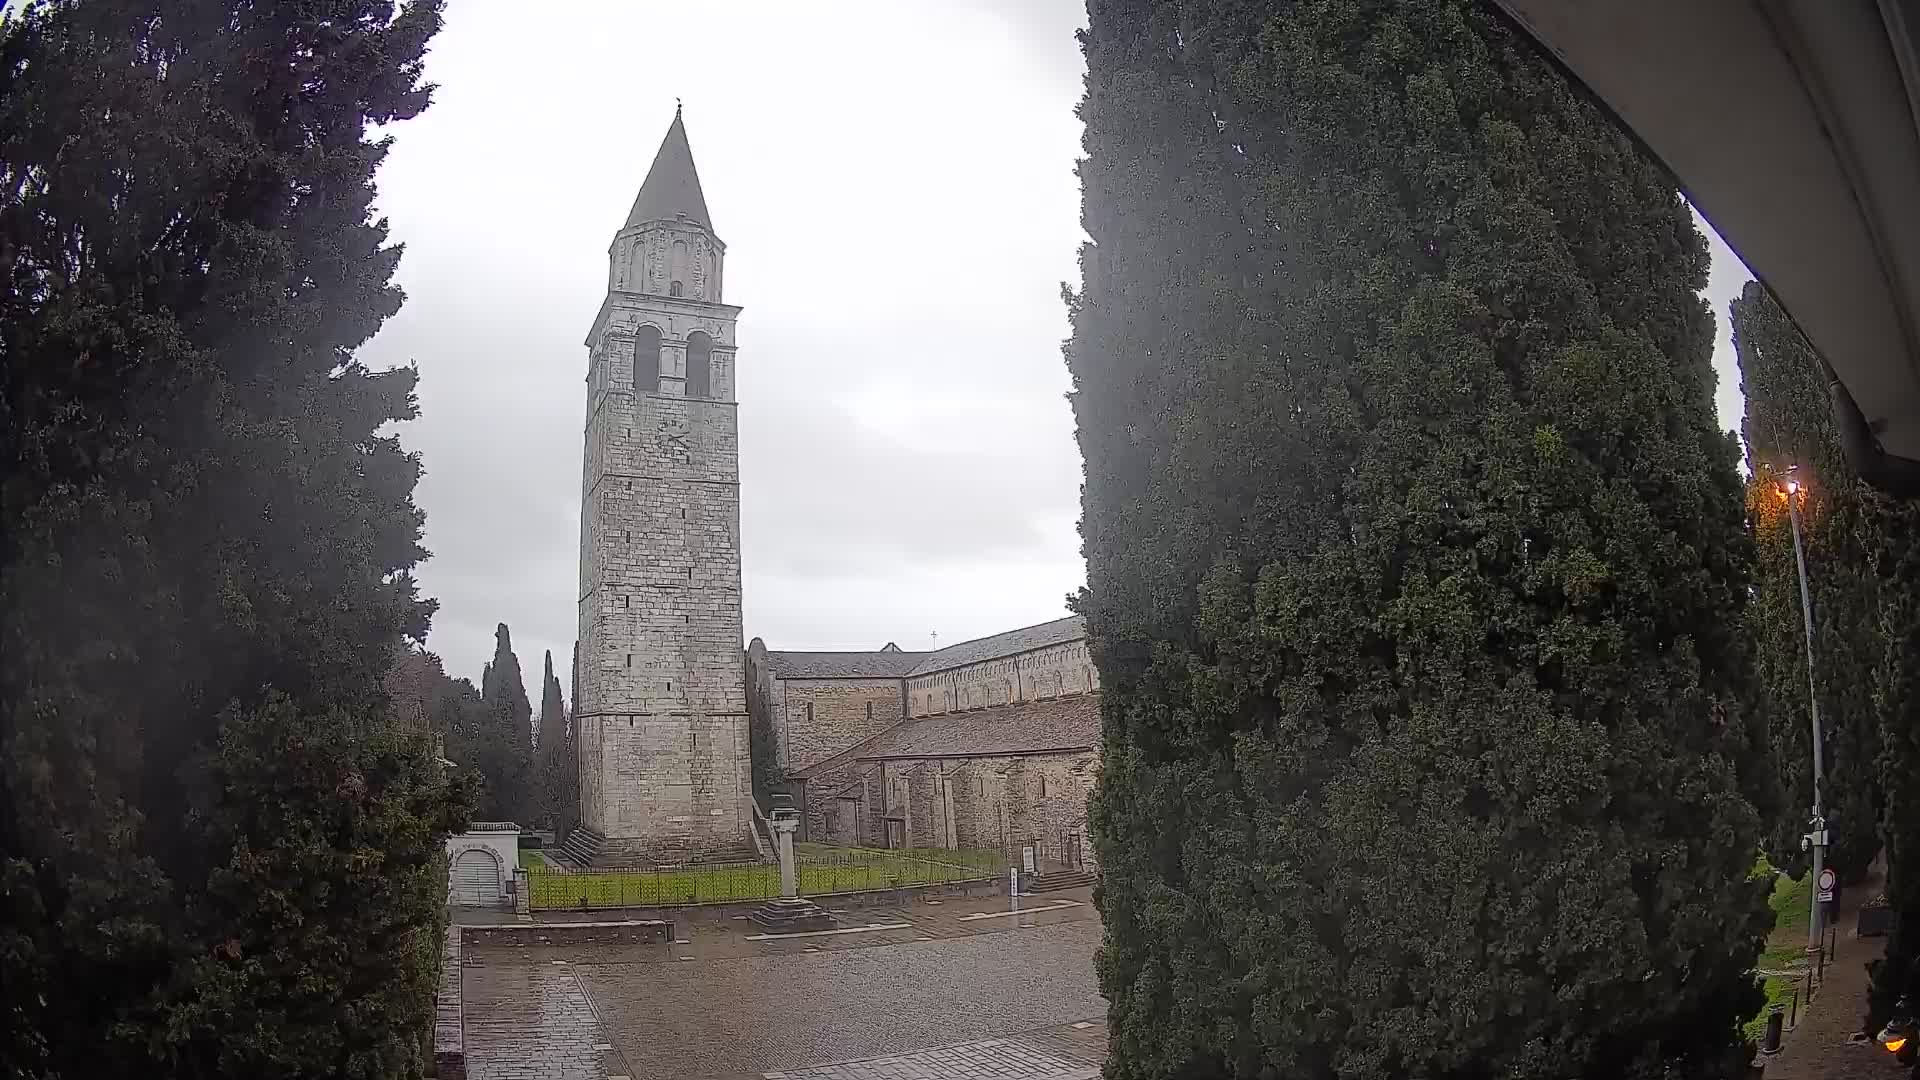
left=574, top=108, right=751, bottom=864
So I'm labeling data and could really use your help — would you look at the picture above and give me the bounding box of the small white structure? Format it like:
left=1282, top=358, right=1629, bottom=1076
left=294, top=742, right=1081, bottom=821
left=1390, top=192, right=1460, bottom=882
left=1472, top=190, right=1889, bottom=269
left=446, top=822, right=519, bottom=908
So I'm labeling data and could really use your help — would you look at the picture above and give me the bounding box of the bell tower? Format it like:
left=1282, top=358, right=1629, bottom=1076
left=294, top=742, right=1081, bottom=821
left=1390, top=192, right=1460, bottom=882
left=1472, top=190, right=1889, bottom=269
left=575, top=108, right=751, bottom=863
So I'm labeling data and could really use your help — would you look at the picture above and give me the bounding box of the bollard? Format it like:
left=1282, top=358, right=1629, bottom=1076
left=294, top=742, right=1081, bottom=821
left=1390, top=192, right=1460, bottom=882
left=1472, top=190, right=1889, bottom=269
left=1789, top=985, right=1800, bottom=1029
left=1760, top=1004, right=1786, bottom=1055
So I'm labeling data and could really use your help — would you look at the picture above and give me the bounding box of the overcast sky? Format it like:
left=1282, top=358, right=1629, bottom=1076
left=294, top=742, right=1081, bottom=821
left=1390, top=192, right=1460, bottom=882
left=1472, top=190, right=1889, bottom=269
left=358, top=0, right=1753, bottom=696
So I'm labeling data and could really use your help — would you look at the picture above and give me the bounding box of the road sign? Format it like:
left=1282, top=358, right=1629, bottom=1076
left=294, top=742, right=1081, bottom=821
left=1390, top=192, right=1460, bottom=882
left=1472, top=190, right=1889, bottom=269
left=1819, top=868, right=1837, bottom=891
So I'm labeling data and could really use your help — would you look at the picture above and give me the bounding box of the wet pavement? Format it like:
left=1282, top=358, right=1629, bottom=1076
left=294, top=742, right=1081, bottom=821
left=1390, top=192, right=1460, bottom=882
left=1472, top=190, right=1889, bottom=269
left=461, top=888, right=1106, bottom=1080
left=764, top=1021, right=1107, bottom=1080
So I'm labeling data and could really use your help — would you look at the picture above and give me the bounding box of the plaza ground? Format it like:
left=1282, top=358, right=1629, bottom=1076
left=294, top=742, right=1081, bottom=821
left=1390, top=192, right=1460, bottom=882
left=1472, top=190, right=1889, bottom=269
left=460, top=887, right=1105, bottom=1080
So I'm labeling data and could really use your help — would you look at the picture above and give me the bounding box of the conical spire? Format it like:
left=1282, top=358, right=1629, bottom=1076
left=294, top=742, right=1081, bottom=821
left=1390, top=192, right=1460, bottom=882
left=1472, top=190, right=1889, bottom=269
left=625, top=105, right=712, bottom=231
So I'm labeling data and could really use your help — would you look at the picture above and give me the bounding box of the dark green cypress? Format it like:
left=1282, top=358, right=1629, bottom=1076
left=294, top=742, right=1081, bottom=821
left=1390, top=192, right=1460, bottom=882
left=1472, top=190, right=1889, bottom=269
left=474, top=623, right=534, bottom=823
left=1731, top=281, right=1881, bottom=883
left=534, top=650, right=573, bottom=830
left=0, top=1, right=463, bottom=1075
left=1068, top=2, right=1768, bottom=1076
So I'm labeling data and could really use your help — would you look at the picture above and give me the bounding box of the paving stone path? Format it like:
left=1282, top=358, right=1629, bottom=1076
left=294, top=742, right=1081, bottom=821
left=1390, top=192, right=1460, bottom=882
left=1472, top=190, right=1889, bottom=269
left=763, top=1031, right=1100, bottom=1080
left=462, top=961, right=629, bottom=1080
left=463, top=904, right=1105, bottom=1080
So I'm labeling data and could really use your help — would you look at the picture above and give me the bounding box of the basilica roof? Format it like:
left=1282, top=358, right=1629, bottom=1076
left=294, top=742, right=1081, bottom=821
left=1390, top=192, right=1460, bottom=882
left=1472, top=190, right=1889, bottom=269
left=625, top=107, right=713, bottom=232
left=904, top=615, right=1085, bottom=677
left=760, top=650, right=930, bottom=680
left=797, top=691, right=1101, bottom=776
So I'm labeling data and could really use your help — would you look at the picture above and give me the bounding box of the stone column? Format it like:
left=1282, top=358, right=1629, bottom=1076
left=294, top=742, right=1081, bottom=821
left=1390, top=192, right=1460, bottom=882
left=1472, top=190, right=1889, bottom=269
left=749, top=806, right=833, bottom=932
left=771, top=811, right=799, bottom=899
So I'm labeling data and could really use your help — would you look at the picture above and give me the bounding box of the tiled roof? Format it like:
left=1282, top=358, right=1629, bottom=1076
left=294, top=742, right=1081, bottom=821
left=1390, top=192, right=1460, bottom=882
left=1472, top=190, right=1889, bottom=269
left=905, top=615, right=1085, bottom=677
left=763, top=650, right=930, bottom=680
left=798, top=692, right=1101, bottom=777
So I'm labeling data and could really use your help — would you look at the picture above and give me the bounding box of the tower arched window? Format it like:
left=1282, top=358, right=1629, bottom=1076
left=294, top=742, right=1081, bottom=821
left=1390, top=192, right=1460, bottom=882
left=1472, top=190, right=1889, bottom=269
left=686, top=331, right=713, bottom=398
left=634, top=325, right=662, bottom=394
left=670, top=239, right=689, bottom=295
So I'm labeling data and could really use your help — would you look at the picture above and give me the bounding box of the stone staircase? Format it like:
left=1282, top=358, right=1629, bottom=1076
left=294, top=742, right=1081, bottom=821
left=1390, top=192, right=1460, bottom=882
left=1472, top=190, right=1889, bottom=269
left=1023, top=868, right=1096, bottom=894
left=555, top=826, right=606, bottom=869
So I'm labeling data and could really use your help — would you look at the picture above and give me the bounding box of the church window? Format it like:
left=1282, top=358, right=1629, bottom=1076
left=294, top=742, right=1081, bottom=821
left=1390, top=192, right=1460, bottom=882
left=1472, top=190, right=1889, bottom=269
left=625, top=654, right=632, bottom=668
left=671, top=239, right=689, bottom=292
left=866, top=701, right=873, bottom=722
left=669, top=280, right=684, bottom=297
left=686, top=331, right=713, bottom=398
left=1040, top=775, right=1049, bottom=798
left=634, top=325, right=662, bottom=393
left=805, top=702, right=814, bottom=726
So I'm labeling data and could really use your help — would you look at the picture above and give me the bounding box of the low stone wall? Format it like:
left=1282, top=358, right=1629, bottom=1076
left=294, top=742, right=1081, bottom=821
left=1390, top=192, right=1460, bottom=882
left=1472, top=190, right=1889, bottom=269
left=433, top=926, right=464, bottom=1080
left=462, top=919, right=674, bottom=948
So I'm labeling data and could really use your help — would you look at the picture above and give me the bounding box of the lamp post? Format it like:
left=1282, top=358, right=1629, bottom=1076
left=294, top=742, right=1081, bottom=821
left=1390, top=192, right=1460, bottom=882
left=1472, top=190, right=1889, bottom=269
left=1783, top=471, right=1829, bottom=961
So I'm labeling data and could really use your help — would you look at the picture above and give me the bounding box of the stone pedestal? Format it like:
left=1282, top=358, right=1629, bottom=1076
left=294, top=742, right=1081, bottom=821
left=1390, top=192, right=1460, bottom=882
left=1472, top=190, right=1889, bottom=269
left=748, top=895, right=836, bottom=932
left=748, top=809, right=834, bottom=931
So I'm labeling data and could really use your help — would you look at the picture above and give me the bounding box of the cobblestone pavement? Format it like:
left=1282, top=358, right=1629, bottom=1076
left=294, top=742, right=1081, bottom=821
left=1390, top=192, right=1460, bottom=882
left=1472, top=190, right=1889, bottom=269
left=465, top=914, right=1104, bottom=1080
left=462, top=961, right=630, bottom=1080
left=764, top=1024, right=1105, bottom=1080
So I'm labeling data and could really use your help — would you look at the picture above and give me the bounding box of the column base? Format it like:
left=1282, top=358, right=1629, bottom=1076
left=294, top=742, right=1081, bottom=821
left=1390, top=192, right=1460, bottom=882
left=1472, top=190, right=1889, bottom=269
left=748, top=896, right=836, bottom=932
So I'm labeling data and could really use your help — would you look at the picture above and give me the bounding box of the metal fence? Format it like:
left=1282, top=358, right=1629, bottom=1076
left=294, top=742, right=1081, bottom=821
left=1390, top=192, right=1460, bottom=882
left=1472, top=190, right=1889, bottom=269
left=526, top=846, right=1006, bottom=910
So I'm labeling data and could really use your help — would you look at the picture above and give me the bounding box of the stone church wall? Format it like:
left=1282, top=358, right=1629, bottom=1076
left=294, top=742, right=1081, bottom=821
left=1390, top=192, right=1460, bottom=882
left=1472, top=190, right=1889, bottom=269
left=773, top=678, right=905, bottom=774
left=798, top=750, right=1098, bottom=870
left=904, top=639, right=1100, bottom=718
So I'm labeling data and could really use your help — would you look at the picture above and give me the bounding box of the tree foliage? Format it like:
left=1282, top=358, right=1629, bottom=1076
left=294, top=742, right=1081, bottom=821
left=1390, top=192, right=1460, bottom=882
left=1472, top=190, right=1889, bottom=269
left=1870, top=506, right=1920, bottom=1029
left=469, top=623, right=534, bottom=823
left=0, top=1, right=463, bottom=1075
left=533, top=650, right=576, bottom=833
left=1068, top=2, right=1768, bottom=1076
left=1732, top=281, right=1881, bottom=882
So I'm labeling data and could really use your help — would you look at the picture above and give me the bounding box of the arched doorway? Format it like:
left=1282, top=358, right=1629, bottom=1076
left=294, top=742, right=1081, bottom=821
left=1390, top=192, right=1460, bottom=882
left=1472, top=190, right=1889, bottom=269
left=451, top=848, right=502, bottom=907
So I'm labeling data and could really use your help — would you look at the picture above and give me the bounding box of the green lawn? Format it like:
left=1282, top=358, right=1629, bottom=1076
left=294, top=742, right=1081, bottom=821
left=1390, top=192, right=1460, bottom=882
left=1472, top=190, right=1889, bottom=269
left=1744, top=859, right=1815, bottom=1041
left=527, top=846, right=1005, bottom=910
left=1769, top=867, right=1814, bottom=936
left=517, top=848, right=545, bottom=870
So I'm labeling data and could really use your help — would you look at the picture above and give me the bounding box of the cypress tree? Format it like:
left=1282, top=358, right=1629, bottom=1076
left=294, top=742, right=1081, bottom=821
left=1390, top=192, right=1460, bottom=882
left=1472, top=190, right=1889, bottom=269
left=474, top=623, right=533, bottom=823
left=1870, top=512, right=1920, bottom=1029
left=1068, top=2, right=1768, bottom=1076
left=0, top=1, right=463, bottom=1075
left=1731, top=281, right=1881, bottom=883
left=534, top=650, right=571, bottom=829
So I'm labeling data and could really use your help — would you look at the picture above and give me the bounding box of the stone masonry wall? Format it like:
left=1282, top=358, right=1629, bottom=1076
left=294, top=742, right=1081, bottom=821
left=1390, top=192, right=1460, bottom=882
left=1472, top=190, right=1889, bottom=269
left=774, top=678, right=906, bottom=775
left=576, top=218, right=751, bottom=862
left=799, top=750, right=1098, bottom=869
left=904, top=639, right=1099, bottom=718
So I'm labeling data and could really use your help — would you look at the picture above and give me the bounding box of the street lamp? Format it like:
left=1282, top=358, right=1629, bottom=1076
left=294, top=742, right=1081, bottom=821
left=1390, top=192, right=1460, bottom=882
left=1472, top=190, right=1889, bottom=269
left=1781, top=467, right=1830, bottom=963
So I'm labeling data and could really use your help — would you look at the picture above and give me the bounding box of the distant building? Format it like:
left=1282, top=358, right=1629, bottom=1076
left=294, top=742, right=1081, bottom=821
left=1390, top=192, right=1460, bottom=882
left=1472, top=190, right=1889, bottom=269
left=747, top=617, right=1100, bottom=871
